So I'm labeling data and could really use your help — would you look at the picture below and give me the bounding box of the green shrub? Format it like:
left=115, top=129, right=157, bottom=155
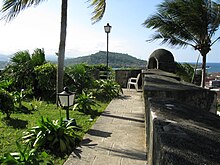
left=22, top=117, right=81, bottom=156
left=0, top=80, right=12, bottom=91
left=29, top=97, right=42, bottom=111
left=73, top=92, right=99, bottom=118
left=34, top=63, right=56, bottom=97
left=0, top=90, right=14, bottom=119
left=65, top=64, right=95, bottom=94
left=11, top=89, right=25, bottom=109
left=94, top=79, right=121, bottom=101
left=0, top=49, right=48, bottom=98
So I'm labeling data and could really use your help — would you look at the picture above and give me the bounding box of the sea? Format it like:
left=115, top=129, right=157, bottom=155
left=206, top=63, right=220, bottom=73
left=203, top=63, right=220, bottom=73
left=188, top=63, right=220, bottom=73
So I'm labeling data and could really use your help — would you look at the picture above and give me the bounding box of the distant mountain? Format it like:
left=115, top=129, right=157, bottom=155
left=64, top=51, right=147, bottom=68
left=0, top=51, right=147, bottom=69
left=46, top=55, right=57, bottom=61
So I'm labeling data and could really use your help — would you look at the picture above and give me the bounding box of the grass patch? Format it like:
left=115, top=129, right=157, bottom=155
left=0, top=100, right=109, bottom=164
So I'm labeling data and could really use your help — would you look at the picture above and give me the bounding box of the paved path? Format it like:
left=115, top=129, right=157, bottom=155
left=64, top=89, right=147, bottom=165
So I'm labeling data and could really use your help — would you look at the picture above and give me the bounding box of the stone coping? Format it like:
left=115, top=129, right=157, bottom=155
left=147, top=98, right=220, bottom=165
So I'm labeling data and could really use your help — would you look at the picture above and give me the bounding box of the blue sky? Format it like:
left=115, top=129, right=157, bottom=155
left=0, top=0, right=220, bottom=63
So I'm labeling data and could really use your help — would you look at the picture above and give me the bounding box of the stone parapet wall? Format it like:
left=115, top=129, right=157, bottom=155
left=115, top=69, right=142, bottom=88
left=143, top=70, right=220, bottom=165
left=143, top=69, right=217, bottom=113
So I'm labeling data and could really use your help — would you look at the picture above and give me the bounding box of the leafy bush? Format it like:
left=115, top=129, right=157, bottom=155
left=0, top=80, right=12, bottom=91
left=22, top=117, right=81, bottom=156
left=0, top=48, right=47, bottom=98
left=0, top=90, right=14, bottom=119
left=94, top=79, right=121, bottom=101
left=31, top=48, right=46, bottom=66
left=89, top=64, right=110, bottom=71
left=65, top=64, right=95, bottom=94
left=11, top=89, right=25, bottom=109
left=34, top=63, right=56, bottom=98
left=73, top=92, right=99, bottom=118
left=29, top=97, right=42, bottom=111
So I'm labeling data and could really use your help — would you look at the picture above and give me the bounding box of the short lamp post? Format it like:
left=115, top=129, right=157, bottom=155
left=104, top=23, right=112, bottom=70
left=57, top=87, right=75, bottom=120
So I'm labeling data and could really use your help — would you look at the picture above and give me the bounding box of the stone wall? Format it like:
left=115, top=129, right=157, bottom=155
left=143, top=69, right=220, bottom=165
left=115, top=69, right=142, bottom=88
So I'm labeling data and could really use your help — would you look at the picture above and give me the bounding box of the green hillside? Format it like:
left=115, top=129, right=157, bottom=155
left=65, top=51, right=147, bottom=68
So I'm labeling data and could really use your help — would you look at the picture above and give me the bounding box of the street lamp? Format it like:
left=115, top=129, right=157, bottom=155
left=104, top=23, right=112, bottom=70
left=57, top=87, right=75, bottom=120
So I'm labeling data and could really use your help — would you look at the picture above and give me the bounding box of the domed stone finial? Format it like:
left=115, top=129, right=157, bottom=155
left=147, top=49, right=175, bottom=73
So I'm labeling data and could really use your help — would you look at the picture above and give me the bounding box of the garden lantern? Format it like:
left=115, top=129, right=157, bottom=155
left=57, top=87, right=75, bottom=120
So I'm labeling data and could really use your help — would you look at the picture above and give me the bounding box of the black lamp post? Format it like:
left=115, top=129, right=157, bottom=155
left=104, top=23, right=112, bottom=70
left=57, top=87, right=75, bottom=120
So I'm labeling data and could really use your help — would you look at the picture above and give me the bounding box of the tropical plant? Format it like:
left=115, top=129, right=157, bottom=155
left=22, top=117, right=81, bottom=156
left=143, top=0, right=220, bottom=87
left=0, top=80, right=12, bottom=91
left=29, top=97, right=42, bottom=111
left=0, top=49, right=46, bottom=95
left=11, top=89, right=25, bottom=109
left=73, top=92, right=99, bottom=118
left=65, top=64, right=95, bottom=94
left=0, top=0, right=107, bottom=97
left=94, top=79, right=121, bottom=101
left=0, top=89, right=14, bottom=119
left=7, top=50, right=33, bottom=91
left=34, top=62, right=57, bottom=98
left=0, top=141, right=48, bottom=165
left=175, top=62, right=195, bottom=83
left=31, top=48, right=46, bottom=66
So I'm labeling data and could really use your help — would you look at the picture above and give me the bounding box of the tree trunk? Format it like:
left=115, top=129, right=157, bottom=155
left=57, top=0, right=68, bottom=97
left=200, top=53, right=207, bottom=88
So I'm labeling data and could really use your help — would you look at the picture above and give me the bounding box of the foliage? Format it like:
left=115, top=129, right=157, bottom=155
left=31, top=48, right=46, bottom=67
left=0, top=99, right=108, bottom=164
left=22, top=117, right=81, bottom=156
left=11, top=89, right=25, bottom=109
left=94, top=79, right=121, bottom=101
left=0, top=48, right=46, bottom=95
left=65, top=64, right=95, bottom=94
left=0, top=80, right=12, bottom=91
left=0, top=0, right=107, bottom=99
left=73, top=92, right=99, bottom=117
left=34, top=63, right=56, bottom=97
left=175, top=63, right=194, bottom=82
left=143, top=0, right=220, bottom=87
left=90, top=64, right=110, bottom=71
left=0, top=141, right=48, bottom=165
left=88, top=0, right=106, bottom=23
left=29, top=97, right=42, bottom=111
left=0, top=90, right=14, bottom=119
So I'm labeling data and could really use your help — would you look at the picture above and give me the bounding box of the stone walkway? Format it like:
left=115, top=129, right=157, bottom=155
left=64, top=89, right=147, bottom=165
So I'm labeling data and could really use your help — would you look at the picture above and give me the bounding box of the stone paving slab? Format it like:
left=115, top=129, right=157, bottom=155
left=64, top=89, right=147, bottom=165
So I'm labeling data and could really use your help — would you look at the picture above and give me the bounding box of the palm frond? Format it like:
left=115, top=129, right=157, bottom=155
left=143, top=0, right=220, bottom=51
left=1, top=0, right=46, bottom=22
left=87, top=0, right=106, bottom=24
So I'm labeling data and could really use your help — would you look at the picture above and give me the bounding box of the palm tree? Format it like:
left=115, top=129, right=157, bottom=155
left=3, top=48, right=46, bottom=91
left=0, top=0, right=106, bottom=94
left=143, top=0, right=220, bottom=87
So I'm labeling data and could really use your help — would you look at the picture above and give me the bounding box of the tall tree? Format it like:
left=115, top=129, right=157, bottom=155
left=0, top=0, right=106, bottom=94
left=143, top=0, right=220, bottom=87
